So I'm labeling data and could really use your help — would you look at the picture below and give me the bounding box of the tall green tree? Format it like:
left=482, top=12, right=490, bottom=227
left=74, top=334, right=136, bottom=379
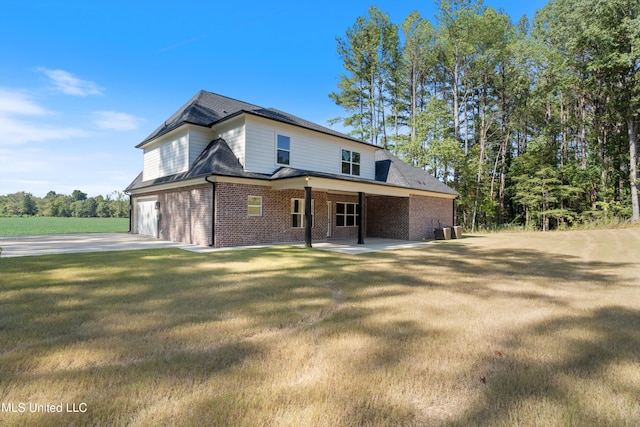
left=330, top=0, right=639, bottom=229
left=330, top=6, right=400, bottom=147
left=400, top=11, right=437, bottom=150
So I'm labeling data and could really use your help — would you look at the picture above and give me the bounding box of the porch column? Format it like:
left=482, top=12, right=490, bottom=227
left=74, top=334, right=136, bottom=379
left=358, top=191, right=365, bottom=244
left=305, top=186, right=312, bottom=248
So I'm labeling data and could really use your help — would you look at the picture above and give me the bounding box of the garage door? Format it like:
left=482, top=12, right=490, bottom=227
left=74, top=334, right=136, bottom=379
left=136, top=199, right=158, bottom=238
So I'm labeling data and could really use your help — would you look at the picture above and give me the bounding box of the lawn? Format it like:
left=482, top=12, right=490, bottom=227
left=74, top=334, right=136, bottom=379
left=0, top=217, right=129, bottom=235
left=0, top=228, right=639, bottom=426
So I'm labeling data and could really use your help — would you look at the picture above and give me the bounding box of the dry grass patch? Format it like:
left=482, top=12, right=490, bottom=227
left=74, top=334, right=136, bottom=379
left=1, top=228, right=639, bottom=426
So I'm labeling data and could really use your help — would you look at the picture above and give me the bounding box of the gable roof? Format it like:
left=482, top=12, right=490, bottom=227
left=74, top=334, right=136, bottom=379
left=126, top=139, right=269, bottom=191
left=138, top=90, right=367, bottom=148
left=127, top=137, right=459, bottom=198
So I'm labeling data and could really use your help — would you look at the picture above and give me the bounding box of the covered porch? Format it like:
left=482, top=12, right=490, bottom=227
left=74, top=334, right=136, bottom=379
left=271, top=173, right=456, bottom=248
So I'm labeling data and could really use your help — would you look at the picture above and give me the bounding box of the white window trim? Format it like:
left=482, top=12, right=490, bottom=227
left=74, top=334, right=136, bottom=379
left=276, top=133, right=291, bottom=166
left=336, top=202, right=360, bottom=227
left=341, top=148, right=361, bottom=176
left=291, top=198, right=314, bottom=228
left=248, top=195, right=263, bottom=216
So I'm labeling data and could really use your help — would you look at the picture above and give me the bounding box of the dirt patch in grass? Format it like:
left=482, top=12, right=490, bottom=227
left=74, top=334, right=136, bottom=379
left=1, top=228, right=639, bottom=426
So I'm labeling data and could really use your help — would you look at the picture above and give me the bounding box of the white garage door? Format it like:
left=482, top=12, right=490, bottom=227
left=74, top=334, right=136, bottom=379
left=136, top=199, right=158, bottom=238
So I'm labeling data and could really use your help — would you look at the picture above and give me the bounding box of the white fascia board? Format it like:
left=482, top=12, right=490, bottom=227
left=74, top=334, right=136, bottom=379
left=137, top=124, right=210, bottom=151
left=127, top=177, right=208, bottom=195
left=271, top=176, right=457, bottom=199
left=207, top=176, right=272, bottom=186
left=130, top=174, right=456, bottom=199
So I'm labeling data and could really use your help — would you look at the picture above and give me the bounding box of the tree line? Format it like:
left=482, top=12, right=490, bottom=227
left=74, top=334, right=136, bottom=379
left=0, top=190, right=129, bottom=218
left=330, top=0, right=639, bottom=230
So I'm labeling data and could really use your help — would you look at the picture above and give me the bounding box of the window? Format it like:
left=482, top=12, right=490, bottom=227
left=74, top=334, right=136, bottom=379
left=336, top=202, right=360, bottom=227
left=248, top=196, right=262, bottom=216
left=291, top=198, right=314, bottom=228
left=341, top=149, right=360, bottom=176
left=277, top=134, right=290, bottom=165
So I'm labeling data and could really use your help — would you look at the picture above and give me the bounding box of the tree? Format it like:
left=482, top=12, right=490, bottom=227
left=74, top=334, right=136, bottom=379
left=21, top=192, right=38, bottom=216
left=330, top=6, right=400, bottom=147
left=580, top=0, right=640, bottom=222
left=330, top=0, right=639, bottom=229
left=72, top=198, right=97, bottom=218
left=400, top=11, right=436, bottom=152
left=71, top=189, right=88, bottom=202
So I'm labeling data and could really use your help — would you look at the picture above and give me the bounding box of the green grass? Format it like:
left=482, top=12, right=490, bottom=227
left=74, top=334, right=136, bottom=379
left=0, top=217, right=129, bottom=235
left=0, top=228, right=639, bottom=426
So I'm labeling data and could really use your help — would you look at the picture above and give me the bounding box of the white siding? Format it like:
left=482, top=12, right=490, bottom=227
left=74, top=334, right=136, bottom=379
left=143, top=129, right=189, bottom=181
left=143, top=130, right=189, bottom=181
left=143, top=126, right=216, bottom=181
left=142, top=145, right=161, bottom=181
left=188, top=127, right=216, bottom=165
left=213, top=116, right=246, bottom=167
left=244, top=115, right=376, bottom=179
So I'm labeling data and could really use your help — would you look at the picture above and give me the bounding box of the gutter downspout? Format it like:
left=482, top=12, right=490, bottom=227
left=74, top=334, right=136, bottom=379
left=452, top=198, right=456, bottom=227
left=205, top=175, right=216, bottom=247
left=124, top=190, right=132, bottom=233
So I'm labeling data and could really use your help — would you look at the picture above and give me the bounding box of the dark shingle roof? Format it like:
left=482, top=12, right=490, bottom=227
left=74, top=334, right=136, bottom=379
left=126, top=139, right=269, bottom=191
left=129, top=91, right=457, bottom=197
left=137, top=90, right=367, bottom=148
left=127, top=138, right=459, bottom=198
left=138, top=91, right=262, bottom=147
left=375, top=150, right=459, bottom=196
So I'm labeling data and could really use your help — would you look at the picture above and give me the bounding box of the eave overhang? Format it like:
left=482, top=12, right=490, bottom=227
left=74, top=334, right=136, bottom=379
left=270, top=175, right=458, bottom=199
left=128, top=173, right=457, bottom=200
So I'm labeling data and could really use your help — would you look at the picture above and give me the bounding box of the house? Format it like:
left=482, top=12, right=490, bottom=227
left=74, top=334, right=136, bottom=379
left=125, top=90, right=459, bottom=248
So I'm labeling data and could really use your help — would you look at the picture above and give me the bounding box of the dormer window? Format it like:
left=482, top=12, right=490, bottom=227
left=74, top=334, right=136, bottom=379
left=341, top=149, right=360, bottom=176
left=277, top=134, right=290, bottom=165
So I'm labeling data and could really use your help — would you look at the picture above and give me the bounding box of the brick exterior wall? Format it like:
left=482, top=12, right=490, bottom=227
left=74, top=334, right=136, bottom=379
left=366, top=196, right=410, bottom=239
left=326, top=193, right=360, bottom=240
left=132, top=185, right=213, bottom=246
left=214, top=183, right=333, bottom=248
left=408, top=195, right=454, bottom=240
left=133, top=182, right=454, bottom=247
left=158, top=185, right=213, bottom=246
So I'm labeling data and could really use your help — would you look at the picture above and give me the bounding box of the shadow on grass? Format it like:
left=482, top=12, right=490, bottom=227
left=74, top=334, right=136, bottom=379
left=449, top=305, right=640, bottom=427
left=0, top=238, right=638, bottom=425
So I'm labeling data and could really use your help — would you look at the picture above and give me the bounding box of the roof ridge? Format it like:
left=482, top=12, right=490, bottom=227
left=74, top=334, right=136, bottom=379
left=198, top=90, right=263, bottom=110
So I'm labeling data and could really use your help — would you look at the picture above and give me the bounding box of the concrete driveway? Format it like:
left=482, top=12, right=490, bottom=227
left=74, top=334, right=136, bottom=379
left=0, top=233, right=187, bottom=258
left=0, top=234, right=434, bottom=258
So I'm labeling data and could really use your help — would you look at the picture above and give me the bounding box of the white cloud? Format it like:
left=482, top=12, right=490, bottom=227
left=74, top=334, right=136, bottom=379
left=39, top=68, right=103, bottom=96
left=0, top=88, right=87, bottom=145
left=0, top=88, right=52, bottom=116
left=93, top=111, right=143, bottom=131
left=0, top=115, right=88, bottom=145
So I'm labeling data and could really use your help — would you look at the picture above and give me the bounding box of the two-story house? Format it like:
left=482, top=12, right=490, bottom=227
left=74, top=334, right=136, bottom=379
left=125, top=90, right=458, bottom=248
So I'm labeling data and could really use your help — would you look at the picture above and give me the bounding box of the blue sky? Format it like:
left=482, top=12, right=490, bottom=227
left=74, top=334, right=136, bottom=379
left=1, top=0, right=548, bottom=197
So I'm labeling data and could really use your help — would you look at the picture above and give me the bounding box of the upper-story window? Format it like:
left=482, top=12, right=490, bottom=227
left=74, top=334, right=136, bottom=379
left=341, top=149, right=360, bottom=176
left=277, top=134, right=290, bottom=165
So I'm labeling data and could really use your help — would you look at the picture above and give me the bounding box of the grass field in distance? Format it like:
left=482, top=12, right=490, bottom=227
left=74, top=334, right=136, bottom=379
left=0, top=217, right=129, bottom=235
